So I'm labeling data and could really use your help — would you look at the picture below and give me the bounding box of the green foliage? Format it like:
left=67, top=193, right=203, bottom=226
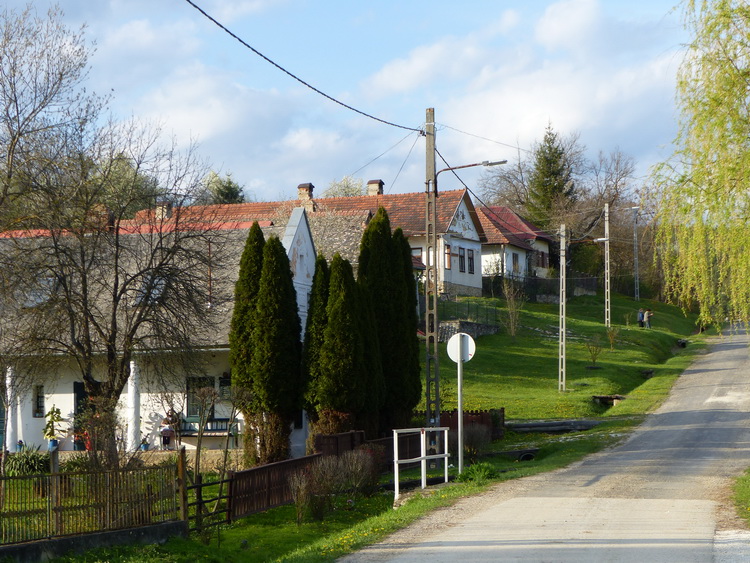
left=358, top=209, right=419, bottom=433
left=456, top=462, right=498, bottom=484
left=248, top=236, right=302, bottom=463
left=654, top=0, right=750, bottom=325
left=526, top=124, right=576, bottom=229
left=229, top=222, right=265, bottom=398
left=197, top=171, right=246, bottom=205
left=302, top=255, right=330, bottom=419
left=4, top=449, right=50, bottom=476
left=315, top=254, right=369, bottom=432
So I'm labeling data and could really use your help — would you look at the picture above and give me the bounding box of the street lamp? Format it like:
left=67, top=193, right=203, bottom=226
left=423, top=108, right=506, bottom=430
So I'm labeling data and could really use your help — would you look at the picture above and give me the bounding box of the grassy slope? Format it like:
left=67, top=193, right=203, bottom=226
left=435, top=293, right=703, bottom=420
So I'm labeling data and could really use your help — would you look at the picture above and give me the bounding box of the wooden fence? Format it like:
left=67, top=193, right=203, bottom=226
left=0, top=465, right=178, bottom=545
left=226, top=454, right=321, bottom=521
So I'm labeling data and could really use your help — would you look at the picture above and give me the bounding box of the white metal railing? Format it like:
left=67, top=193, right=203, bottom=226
left=392, top=427, right=450, bottom=501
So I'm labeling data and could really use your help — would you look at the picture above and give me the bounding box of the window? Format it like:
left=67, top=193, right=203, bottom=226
left=218, top=372, right=231, bottom=401
left=33, top=385, right=45, bottom=418
left=444, top=245, right=451, bottom=269
left=186, top=377, right=215, bottom=420
left=512, top=252, right=520, bottom=273
left=468, top=249, right=475, bottom=274
left=458, top=247, right=466, bottom=273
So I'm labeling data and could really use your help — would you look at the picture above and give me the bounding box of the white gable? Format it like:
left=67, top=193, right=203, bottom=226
left=447, top=199, right=480, bottom=241
left=282, top=207, right=316, bottom=332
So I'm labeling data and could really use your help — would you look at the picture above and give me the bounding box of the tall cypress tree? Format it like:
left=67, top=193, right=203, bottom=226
left=358, top=207, right=416, bottom=432
left=392, top=228, right=421, bottom=423
left=302, top=254, right=330, bottom=422
left=315, top=254, right=368, bottom=434
left=248, top=236, right=302, bottom=464
left=229, top=222, right=265, bottom=401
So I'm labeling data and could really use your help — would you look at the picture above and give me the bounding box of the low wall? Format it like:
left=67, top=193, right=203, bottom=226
left=0, top=521, right=187, bottom=563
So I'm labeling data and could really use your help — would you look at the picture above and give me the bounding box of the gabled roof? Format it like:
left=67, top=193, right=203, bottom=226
left=477, top=208, right=534, bottom=251
left=478, top=206, right=554, bottom=245
left=304, top=189, right=486, bottom=241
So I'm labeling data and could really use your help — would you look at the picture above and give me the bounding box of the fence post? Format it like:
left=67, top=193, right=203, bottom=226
left=177, top=446, right=189, bottom=522
left=226, top=470, right=234, bottom=524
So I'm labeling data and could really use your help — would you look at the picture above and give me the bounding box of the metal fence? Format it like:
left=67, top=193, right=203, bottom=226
left=0, top=465, right=178, bottom=545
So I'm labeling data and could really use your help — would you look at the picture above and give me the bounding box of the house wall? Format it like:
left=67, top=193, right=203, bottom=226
left=530, top=239, right=551, bottom=278
left=481, top=244, right=530, bottom=279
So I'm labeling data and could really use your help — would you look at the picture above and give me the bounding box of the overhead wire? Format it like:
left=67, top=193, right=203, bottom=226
left=183, top=0, right=422, bottom=134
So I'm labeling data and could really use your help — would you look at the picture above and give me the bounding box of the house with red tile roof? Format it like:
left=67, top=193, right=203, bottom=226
left=170, top=179, right=487, bottom=296
left=477, top=206, right=555, bottom=279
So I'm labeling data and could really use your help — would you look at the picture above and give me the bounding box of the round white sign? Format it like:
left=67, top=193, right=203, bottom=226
left=447, top=332, right=476, bottom=363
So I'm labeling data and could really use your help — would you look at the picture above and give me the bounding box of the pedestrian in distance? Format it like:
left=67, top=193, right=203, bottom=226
left=645, top=308, right=653, bottom=329
left=637, top=308, right=645, bottom=328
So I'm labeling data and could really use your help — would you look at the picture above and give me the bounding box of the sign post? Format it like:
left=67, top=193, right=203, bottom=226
left=446, top=332, right=476, bottom=474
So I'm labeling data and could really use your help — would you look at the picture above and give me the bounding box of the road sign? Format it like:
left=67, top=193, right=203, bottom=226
left=447, top=332, right=475, bottom=363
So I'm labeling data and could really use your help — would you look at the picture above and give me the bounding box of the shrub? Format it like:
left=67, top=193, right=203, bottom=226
left=449, top=424, right=491, bottom=464
left=5, top=448, right=50, bottom=476
left=456, top=462, right=498, bottom=485
left=340, top=448, right=379, bottom=496
left=60, top=452, right=95, bottom=473
left=463, top=424, right=491, bottom=463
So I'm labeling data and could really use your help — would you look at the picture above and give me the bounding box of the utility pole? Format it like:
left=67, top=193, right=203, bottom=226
left=559, top=224, right=566, bottom=392
left=604, top=203, right=611, bottom=328
left=424, top=108, right=440, bottom=427
left=632, top=206, right=640, bottom=301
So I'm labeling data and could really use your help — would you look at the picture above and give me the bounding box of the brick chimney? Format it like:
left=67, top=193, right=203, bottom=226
left=297, top=183, right=316, bottom=211
left=367, top=179, right=384, bottom=196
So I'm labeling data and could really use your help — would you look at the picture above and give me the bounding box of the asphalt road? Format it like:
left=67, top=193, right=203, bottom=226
left=341, top=329, right=750, bottom=562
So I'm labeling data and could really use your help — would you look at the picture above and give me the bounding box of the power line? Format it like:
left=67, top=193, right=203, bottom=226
left=438, top=123, right=532, bottom=154
left=183, top=0, right=422, bottom=134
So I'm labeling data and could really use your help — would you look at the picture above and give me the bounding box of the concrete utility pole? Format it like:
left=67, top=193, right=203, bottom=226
left=424, top=108, right=440, bottom=428
left=632, top=206, right=640, bottom=301
left=604, top=204, right=611, bottom=328
left=559, top=224, right=566, bottom=392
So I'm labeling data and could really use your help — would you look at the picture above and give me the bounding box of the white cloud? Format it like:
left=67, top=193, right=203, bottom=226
left=535, top=0, right=601, bottom=54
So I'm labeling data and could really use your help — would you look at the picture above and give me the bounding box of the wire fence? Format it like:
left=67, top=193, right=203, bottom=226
left=0, top=465, right=178, bottom=545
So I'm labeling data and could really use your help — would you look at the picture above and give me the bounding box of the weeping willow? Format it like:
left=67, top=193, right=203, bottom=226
left=655, top=0, right=750, bottom=326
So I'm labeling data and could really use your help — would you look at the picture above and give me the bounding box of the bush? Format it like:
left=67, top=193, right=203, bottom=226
left=449, top=424, right=491, bottom=464
left=289, top=449, right=383, bottom=524
left=456, top=462, right=498, bottom=485
left=5, top=448, right=50, bottom=476
left=60, top=452, right=95, bottom=473
left=341, top=448, right=379, bottom=496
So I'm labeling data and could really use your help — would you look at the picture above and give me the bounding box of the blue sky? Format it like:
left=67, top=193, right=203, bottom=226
left=9, top=0, right=687, bottom=202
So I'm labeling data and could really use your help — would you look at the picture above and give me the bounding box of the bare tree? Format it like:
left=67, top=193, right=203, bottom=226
left=0, top=120, right=234, bottom=466
left=0, top=4, right=103, bottom=228
left=501, top=278, right=526, bottom=341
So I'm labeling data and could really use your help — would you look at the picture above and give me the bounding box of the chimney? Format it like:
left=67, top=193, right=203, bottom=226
left=155, top=200, right=173, bottom=220
left=298, top=183, right=314, bottom=201
left=297, top=183, right=316, bottom=212
left=367, top=179, right=384, bottom=196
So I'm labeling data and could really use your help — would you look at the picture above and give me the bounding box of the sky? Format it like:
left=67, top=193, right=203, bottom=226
left=7, top=0, right=688, bottom=203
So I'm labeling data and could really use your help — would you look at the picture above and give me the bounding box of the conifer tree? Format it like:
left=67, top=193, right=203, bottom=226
left=392, top=228, right=421, bottom=422
left=229, top=222, right=265, bottom=403
left=358, top=208, right=419, bottom=432
left=315, top=254, right=368, bottom=434
left=248, top=236, right=302, bottom=463
left=302, top=255, right=330, bottom=422
left=526, top=124, right=576, bottom=229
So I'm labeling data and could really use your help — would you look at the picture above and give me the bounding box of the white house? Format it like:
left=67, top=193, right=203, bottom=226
left=2, top=207, right=316, bottom=455
left=478, top=206, right=555, bottom=279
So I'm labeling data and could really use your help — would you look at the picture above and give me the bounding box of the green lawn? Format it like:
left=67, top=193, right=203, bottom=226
left=51, top=292, right=712, bottom=562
